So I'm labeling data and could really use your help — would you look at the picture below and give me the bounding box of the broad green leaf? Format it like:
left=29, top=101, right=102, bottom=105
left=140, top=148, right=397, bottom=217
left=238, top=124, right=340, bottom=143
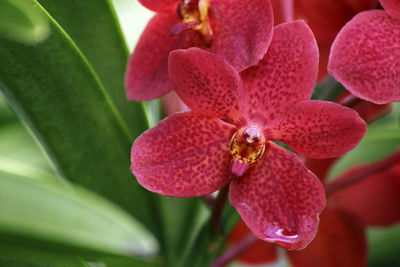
left=36, top=0, right=147, bottom=135
left=368, top=225, right=400, bottom=267
left=0, top=0, right=49, bottom=44
left=330, top=102, right=400, bottom=179
left=0, top=0, right=161, bottom=237
left=91, top=255, right=162, bottom=267
left=0, top=244, right=87, bottom=267
left=0, top=169, right=158, bottom=257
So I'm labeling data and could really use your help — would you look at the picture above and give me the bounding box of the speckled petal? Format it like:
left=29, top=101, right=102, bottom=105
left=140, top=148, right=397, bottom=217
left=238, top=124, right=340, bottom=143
left=328, top=10, right=400, bottom=104
left=288, top=207, right=367, bottom=267
left=169, top=48, right=246, bottom=125
left=271, top=0, right=294, bottom=25
left=331, top=164, right=400, bottom=226
left=125, top=13, right=202, bottom=101
left=228, top=220, right=278, bottom=265
left=380, top=0, right=400, bottom=20
left=267, top=100, right=367, bottom=159
left=295, top=0, right=376, bottom=80
left=229, top=142, right=326, bottom=250
left=138, top=0, right=178, bottom=12
left=241, top=20, right=318, bottom=125
left=208, top=0, right=274, bottom=71
left=131, top=112, right=235, bottom=197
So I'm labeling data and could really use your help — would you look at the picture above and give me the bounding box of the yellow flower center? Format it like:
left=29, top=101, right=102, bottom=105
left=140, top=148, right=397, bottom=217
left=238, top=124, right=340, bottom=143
left=230, top=126, right=266, bottom=164
left=177, top=0, right=213, bottom=44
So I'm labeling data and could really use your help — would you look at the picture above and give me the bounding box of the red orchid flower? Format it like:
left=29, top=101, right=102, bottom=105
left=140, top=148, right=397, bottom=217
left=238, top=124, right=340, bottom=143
left=294, top=0, right=376, bottom=80
left=228, top=159, right=400, bottom=267
left=125, top=0, right=274, bottom=101
left=328, top=0, right=400, bottom=104
left=130, top=21, right=367, bottom=250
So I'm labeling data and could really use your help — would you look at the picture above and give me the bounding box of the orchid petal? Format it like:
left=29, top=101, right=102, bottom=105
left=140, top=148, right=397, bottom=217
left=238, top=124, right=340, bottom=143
left=267, top=100, right=367, bottom=159
left=125, top=13, right=203, bottom=100
left=380, top=0, right=400, bottom=20
left=331, top=164, right=400, bottom=226
left=228, top=220, right=278, bottom=265
left=241, top=20, right=318, bottom=125
left=229, top=142, right=326, bottom=250
left=209, top=0, right=274, bottom=71
left=169, top=48, right=246, bottom=125
left=328, top=10, right=400, bottom=104
left=131, top=112, right=235, bottom=197
left=288, top=207, right=367, bottom=267
left=138, top=0, right=179, bottom=12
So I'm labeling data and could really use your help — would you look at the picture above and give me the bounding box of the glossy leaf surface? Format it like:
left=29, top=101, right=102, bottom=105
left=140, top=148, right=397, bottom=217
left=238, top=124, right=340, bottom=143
left=0, top=0, right=159, bottom=236
left=0, top=169, right=158, bottom=257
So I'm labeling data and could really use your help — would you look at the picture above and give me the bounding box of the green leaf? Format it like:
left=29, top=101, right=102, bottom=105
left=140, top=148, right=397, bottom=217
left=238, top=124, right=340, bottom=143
left=0, top=169, right=158, bottom=258
left=368, top=225, right=400, bottom=267
left=0, top=0, right=160, bottom=237
left=0, top=244, right=87, bottom=267
left=36, top=0, right=148, bottom=135
left=0, top=0, right=49, bottom=44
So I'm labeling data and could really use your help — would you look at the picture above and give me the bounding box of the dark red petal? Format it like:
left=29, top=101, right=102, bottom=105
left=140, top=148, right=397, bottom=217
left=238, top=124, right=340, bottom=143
left=267, top=100, right=367, bottom=159
left=295, top=0, right=376, bottom=81
left=138, top=0, right=178, bottom=12
left=229, top=142, right=326, bottom=250
left=168, top=48, right=246, bottom=125
left=241, top=20, right=318, bottom=125
left=125, top=13, right=203, bottom=101
left=305, top=158, right=338, bottom=183
left=208, top=0, right=274, bottom=71
left=331, top=164, right=400, bottom=226
left=271, top=0, right=294, bottom=25
left=288, top=206, right=367, bottom=267
left=328, top=10, right=400, bottom=104
left=228, top=220, right=278, bottom=265
left=131, top=112, right=235, bottom=197
left=380, top=0, right=400, bottom=20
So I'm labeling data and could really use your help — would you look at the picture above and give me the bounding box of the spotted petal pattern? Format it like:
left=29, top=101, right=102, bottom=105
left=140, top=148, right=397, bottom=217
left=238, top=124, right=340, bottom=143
left=208, top=0, right=274, bottom=71
left=131, top=112, right=235, bottom=197
left=241, top=20, right=318, bottom=125
left=229, top=142, right=326, bottom=250
left=169, top=48, right=246, bottom=125
left=267, top=100, right=367, bottom=159
left=125, top=13, right=203, bottom=100
left=328, top=10, right=400, bottom=104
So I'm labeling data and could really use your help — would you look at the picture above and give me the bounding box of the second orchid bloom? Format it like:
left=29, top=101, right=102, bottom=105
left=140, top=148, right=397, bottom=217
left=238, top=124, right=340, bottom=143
left=130, top=21, right=367, bottom=250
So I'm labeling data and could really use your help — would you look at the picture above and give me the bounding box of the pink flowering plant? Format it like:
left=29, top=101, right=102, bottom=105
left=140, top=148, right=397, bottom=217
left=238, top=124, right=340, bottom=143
left=0, top=0, right=400, bottom=266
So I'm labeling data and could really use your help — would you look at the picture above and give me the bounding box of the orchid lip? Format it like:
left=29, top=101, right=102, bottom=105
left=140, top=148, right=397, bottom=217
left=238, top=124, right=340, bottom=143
left=230, top=126, right=266, bottom=166
left=174, top=0, right=213, bottom=44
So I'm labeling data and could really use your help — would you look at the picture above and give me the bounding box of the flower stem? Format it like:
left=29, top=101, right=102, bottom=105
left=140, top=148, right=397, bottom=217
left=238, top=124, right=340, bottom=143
left=203, top=194, right=216, bottom=206
left=325, top=149, right=400, bottom=195
left=338, top=94, right=360, bottom=107
left=211, top=233, right=258, bottom=267
left=210, top=182, right=230, bottom=235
